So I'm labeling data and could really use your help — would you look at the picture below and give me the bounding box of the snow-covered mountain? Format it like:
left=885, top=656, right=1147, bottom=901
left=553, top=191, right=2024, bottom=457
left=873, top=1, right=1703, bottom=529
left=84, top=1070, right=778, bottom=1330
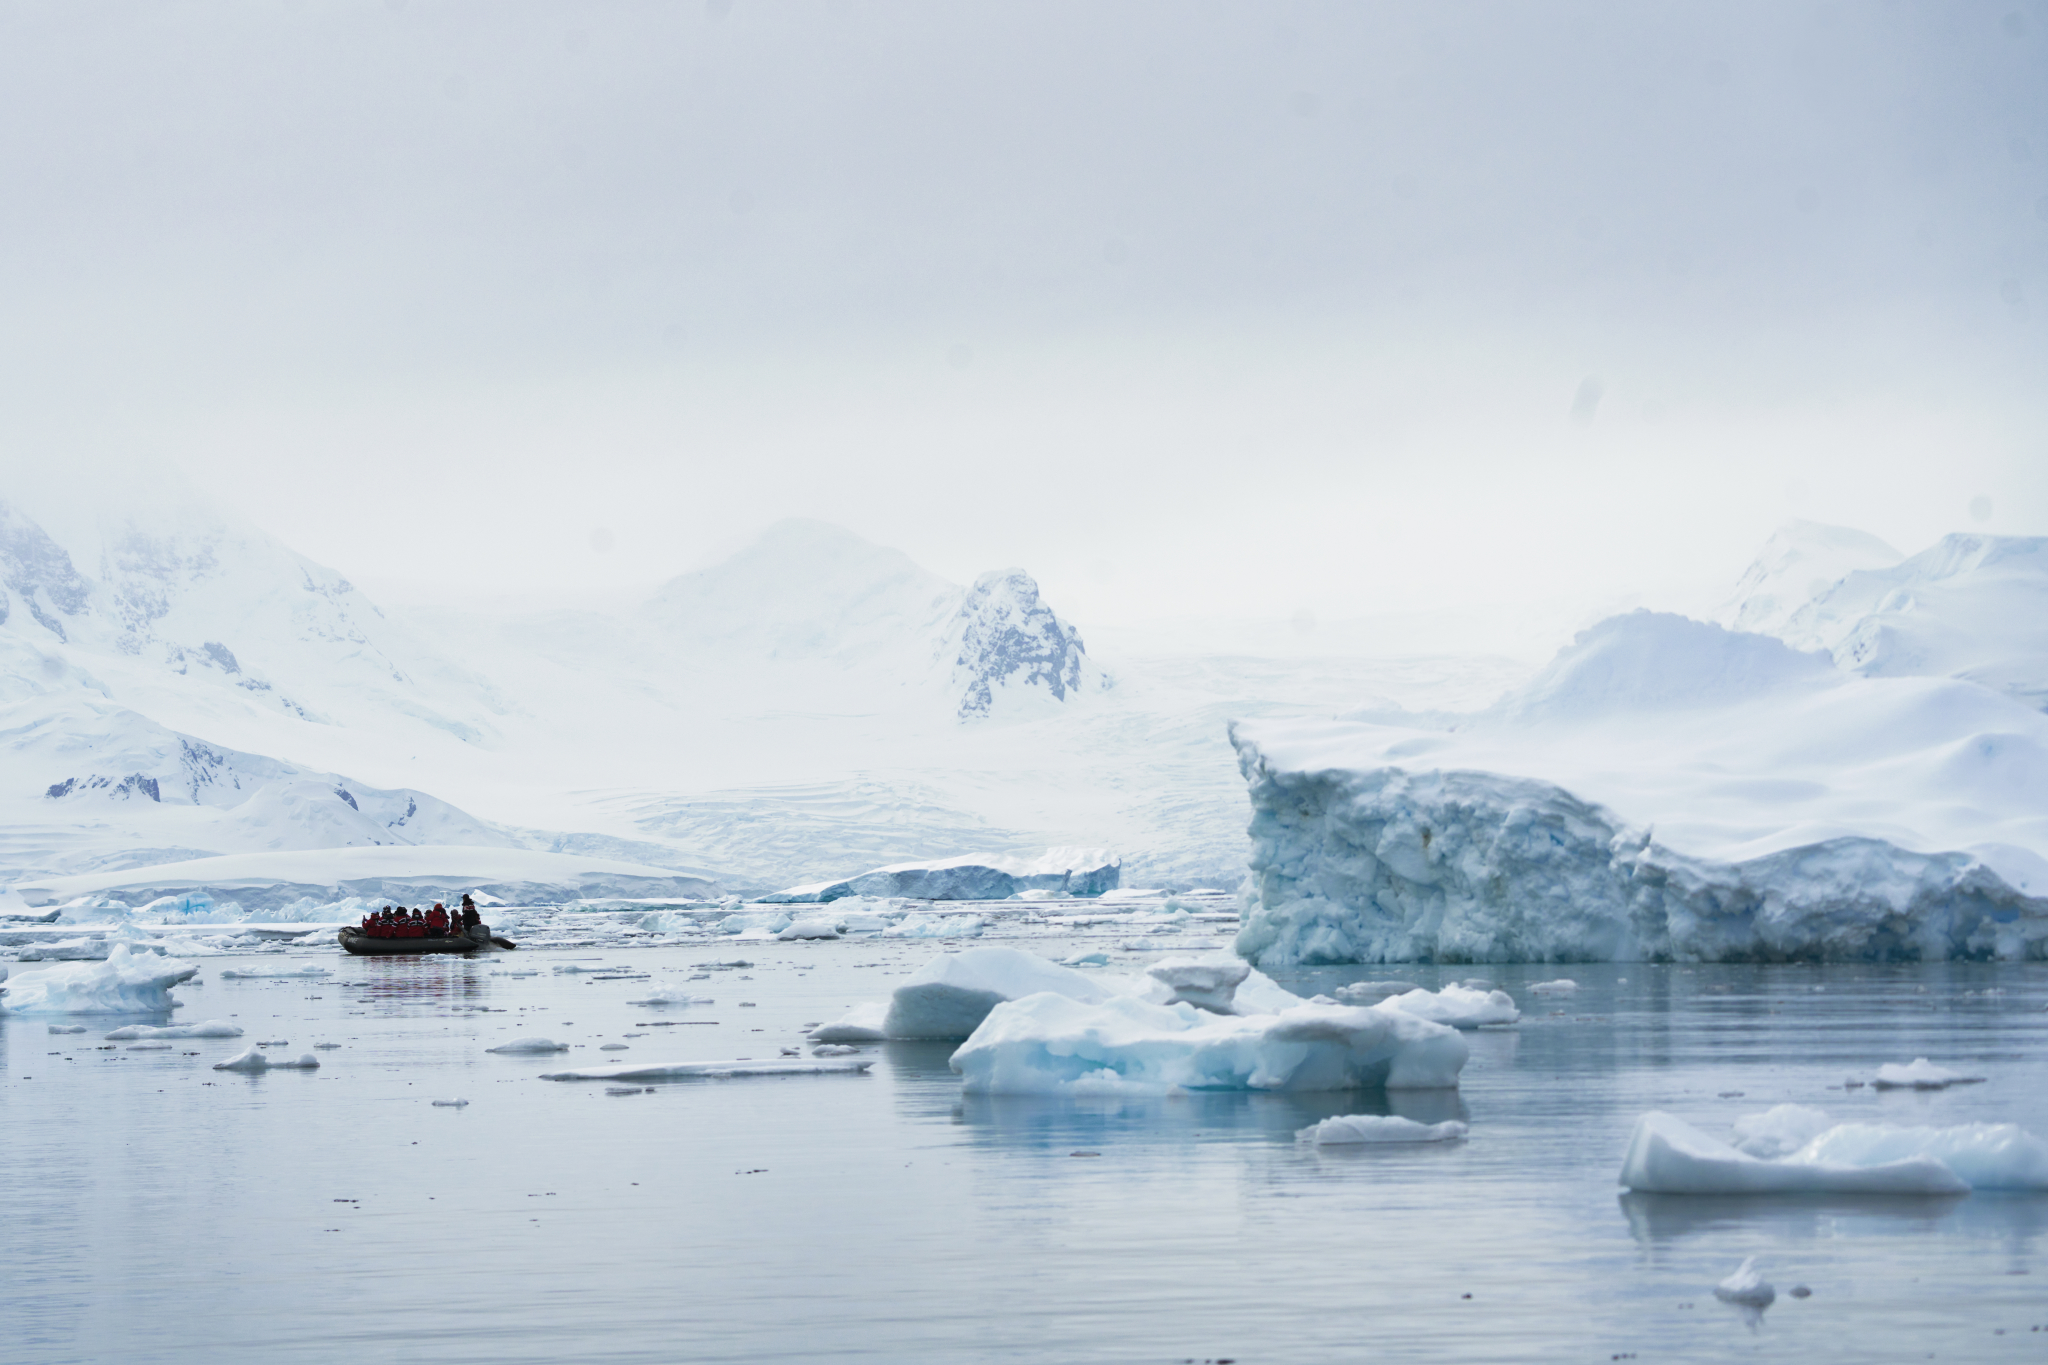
left=640, top=519, right=1106, bottom=720
left=0, top=477, right=507, bottom=747
left=1722, top=522, right=2048, bottom=710
left=0, top=693, right=519, bottom=882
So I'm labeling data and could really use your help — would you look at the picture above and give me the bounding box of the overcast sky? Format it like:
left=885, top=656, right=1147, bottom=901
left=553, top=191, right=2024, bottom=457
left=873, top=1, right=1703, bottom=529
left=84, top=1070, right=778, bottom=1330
left=2, top=1, right=2042, bottom=631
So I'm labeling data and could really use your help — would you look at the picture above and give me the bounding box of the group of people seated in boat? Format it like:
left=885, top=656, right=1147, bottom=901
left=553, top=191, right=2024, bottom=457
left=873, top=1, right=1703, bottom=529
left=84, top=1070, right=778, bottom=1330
left=357, top=895, right=483, bottom=939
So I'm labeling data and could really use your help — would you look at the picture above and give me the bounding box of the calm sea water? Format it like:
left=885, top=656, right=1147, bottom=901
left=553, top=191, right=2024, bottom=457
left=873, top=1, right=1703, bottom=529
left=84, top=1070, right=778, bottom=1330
left=5, top=938, right=2046, bottom=1363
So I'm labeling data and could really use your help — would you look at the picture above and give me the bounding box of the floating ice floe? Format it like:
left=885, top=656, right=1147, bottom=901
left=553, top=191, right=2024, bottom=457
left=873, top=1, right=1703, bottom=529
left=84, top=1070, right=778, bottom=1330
left=104, top=1020, right=243, bottom=1040
left=1528, top=979, right=1580, bottom=995
left=811, top=1044, right=860, bottom=1056
left=46, top=1024, right=88, bottom=1034
left=952, top=993, right=1469, bottom=1095
left=486, top=1037, right=571, bottom=1054
left=1620, top=1108, right=2048, bottom=1194
left=1060, top=951, right=1111, bottom=968
left=809, top=1001, right=888, bottom=1043
left=1299, top=1115, right=1469, bottom=1145
left=715, top=910, right=794, bottom=937
left=1333, top=980, right=1421, bottom=1004
left=539, top=1058, right=874, bottom=1081
left=431, top=1098, right=469, bottom=1108
left=883, top=913, right=984, bottom=940
left=18, top=935, right=164, bottom=962
left=1714, top=1257, right=1775, bottom=1309
left=599, top=1043, right=628, bottom=1051
left=1871, top=1058, right=1986, bottom=1090
left=1382, top=984, right=1520, bottom=1029
left=776, top=917, right=842, bottom=941
left=218, top=964, right=330, bottom=980
left=0, top=945, right=198, bottom=1015
left=213, top=1046, right=320, bottom=1072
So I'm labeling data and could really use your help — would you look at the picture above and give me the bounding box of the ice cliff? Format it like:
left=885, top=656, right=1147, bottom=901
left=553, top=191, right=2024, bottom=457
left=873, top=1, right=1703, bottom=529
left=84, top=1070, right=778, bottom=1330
left=1232, top=612, right=2048, bottom=966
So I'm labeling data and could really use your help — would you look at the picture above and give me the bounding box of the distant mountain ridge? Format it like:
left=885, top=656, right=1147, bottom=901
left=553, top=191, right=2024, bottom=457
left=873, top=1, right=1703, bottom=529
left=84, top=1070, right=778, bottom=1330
left=1722, top=521, right=2048, bottom=710
left=642, top=519, right=1107, bottom=720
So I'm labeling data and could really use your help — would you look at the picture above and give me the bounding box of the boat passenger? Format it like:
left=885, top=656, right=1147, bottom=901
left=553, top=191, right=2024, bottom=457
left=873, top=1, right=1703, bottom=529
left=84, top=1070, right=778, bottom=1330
left=461, top=897, right=481, bottom=930
left=426, top=904, right=448, bottom=936
left=408, top=908, right=426, bottom=937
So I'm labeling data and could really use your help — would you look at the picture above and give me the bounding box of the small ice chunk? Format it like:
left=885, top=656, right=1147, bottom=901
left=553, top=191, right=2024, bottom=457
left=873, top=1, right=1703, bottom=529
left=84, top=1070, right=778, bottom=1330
left=104, top=1020, right=243, bottom=1041
left=213, top=1046, right=320, bottom=1072
left=218, top=964, right=329, bottom=979
left=810, top=1002, right=888, bottom=1043
left=126, top=1043, right=173, bottom=1051
left=1145, top=955, right=1252, bottom=1013
left=1618, top=1112, right=1970, bottom=1195
left=1300, top=1115, right=1469, bottom=1145
left=1527, top=979, right=1579, bottom=995
left=622, top=985, right=715, bottom=1007
left=1060, top=951, right=1111, bottom=968
left=46, top=1024, right=89, bottom=1034
left=776, top=917, right=842, bottom=941
left=1383, top=984, right=1520, bottom=1029
left=1333, top=980, right=1421, bottom=1004
left=486, top=1037, right=571, bottom=1054
left=431, top=1098, right=470, bottom=1108
left=1871, top=1058, right=1986, bottom=1090
left=811, top=1044, right=859, bottom=1056
left=314, top=1043, right=341, bottom=1050
left=600, top=1043, right=629, bottom=1051
left=1714, top=1257, right=1775, bottom=1309
left=605, top=1086, right=652, bottom=1095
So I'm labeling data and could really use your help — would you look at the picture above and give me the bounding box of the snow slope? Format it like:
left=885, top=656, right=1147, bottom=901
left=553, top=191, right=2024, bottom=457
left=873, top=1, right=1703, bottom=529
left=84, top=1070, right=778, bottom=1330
left=1723, top=524, right=2048, bottom=711
left=1233, top=611, right=2048, bottom=965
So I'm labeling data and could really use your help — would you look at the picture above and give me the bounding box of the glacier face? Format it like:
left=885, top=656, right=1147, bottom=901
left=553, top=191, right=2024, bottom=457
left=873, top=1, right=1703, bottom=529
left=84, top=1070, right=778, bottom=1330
left=1231, top=611, right=2048, bottom=966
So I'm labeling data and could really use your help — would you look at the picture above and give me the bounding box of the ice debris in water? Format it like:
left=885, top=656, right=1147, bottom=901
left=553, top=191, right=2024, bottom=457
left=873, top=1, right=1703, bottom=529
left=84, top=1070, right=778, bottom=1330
left=1620, top=1110, right=2048, bottom=1194
left=314, top=1043, right=341, bottom=1050
left=951, top=994, right=1469, bottom=1095
left=600, top=1043, right=629, bottom=1051
left=540, top=1058, right=874, bottom=1081
left=1871, top=1057, right=1986, bottom=1090
left=213, top=1046, right=320, bottom=1072
left=623, top=985, right=715, bottom=1007
left=1714, top=1257, right=1775, bottom=1309
left=811, top=1044, right=860, bottom=1056
left=0, top=945, right=198, bottom=1015
left=218, top=964, right=330, bottom=979
left=1333, top=980, right=1420, bottom=1004
left=104, top=1020, right=243, bottom=1040
left=46, top=1024, right=88, bottom=1034
left=1382, top=984, right=1519, bottom=1029
left=486, top=1037, right=571, bottom=1054
left=1528, top=979, right=1579, bottom=995
left=605, top=1086, right=652, bottom=1096
left=431, top=1098, right=470, bottom=1108
left=1060, top=951, right=1111, bottom=968
left=883, top=913, right=984, bottom=939
left=1299, top=1115, right=1469, bottom=1145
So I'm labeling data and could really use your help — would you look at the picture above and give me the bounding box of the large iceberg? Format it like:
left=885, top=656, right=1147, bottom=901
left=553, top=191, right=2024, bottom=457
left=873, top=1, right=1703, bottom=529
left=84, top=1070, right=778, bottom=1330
left=763, top=847, right=1120, bottom=903
left=951, top=992, right=1469, bottom=1095
left=1618, top=1109, right=2048, bottom=1195
left=1233, top=611, right=2048, bottom=965
left=0, top=944, right=198, bottom=1014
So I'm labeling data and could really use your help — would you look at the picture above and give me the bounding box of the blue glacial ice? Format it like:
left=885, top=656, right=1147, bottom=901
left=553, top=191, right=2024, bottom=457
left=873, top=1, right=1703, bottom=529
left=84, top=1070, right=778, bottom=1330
left=0, top=944, right=198, bottom=1014
left=1618, top=1108, right=2048, bottom=1194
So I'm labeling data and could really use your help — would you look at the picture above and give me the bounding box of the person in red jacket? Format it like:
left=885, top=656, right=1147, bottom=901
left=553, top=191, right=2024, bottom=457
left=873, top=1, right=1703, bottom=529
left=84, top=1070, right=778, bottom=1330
left=408, top=908, right=426, bottom=937
left=426, top=904, right=449, bottom=936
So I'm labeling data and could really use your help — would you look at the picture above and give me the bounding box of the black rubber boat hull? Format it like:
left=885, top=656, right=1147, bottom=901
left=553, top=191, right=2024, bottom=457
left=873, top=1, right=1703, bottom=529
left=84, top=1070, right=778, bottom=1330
left=338, top=926, right=516, bottom=955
